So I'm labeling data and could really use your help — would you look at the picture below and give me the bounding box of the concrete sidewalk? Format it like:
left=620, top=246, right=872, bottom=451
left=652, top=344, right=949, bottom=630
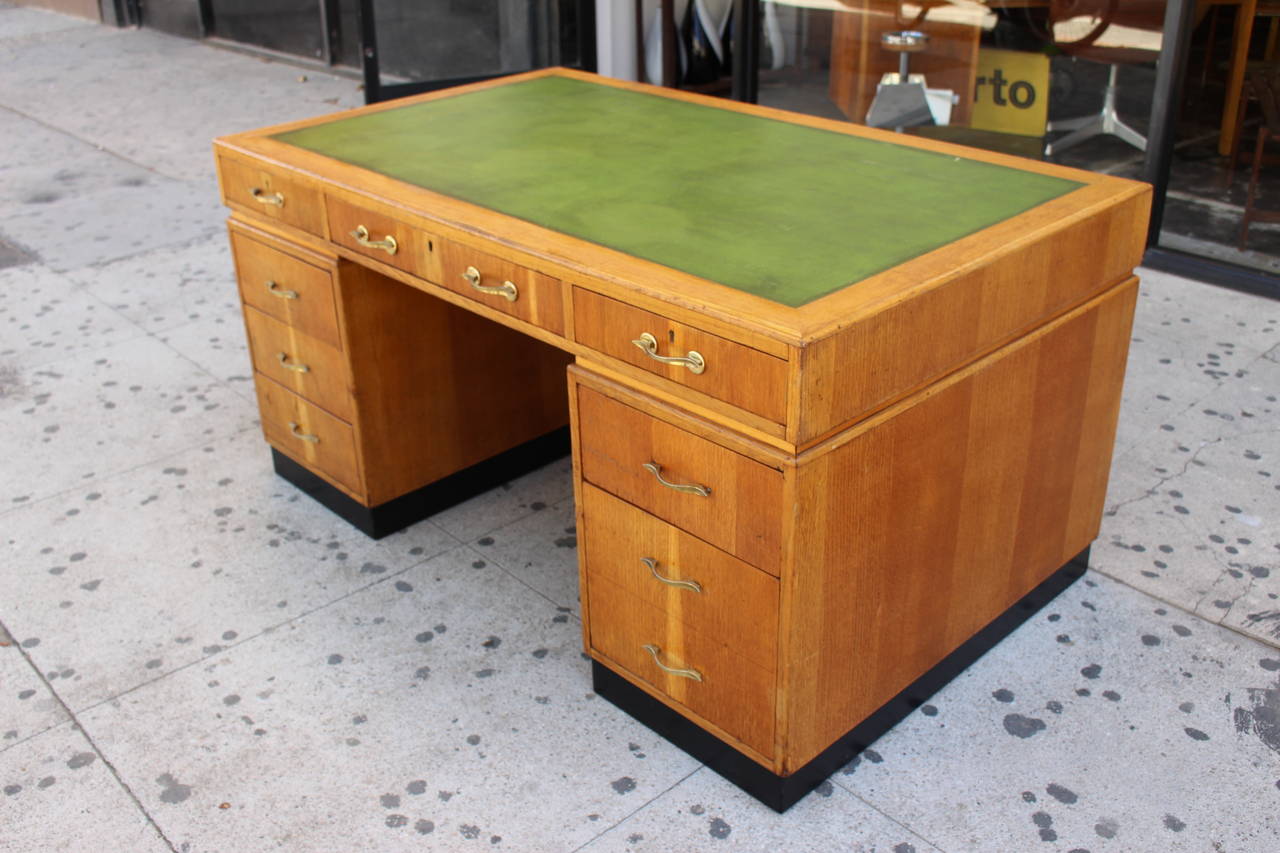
left=1, top=5, right=1277, bottom=851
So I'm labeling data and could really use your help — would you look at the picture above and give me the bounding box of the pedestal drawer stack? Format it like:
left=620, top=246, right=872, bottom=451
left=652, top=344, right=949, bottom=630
left=572, top=372, right=787, bottom=762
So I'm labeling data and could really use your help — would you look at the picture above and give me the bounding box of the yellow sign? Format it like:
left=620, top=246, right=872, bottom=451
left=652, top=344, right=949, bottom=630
left=970, top=49, right=1049, bottom=138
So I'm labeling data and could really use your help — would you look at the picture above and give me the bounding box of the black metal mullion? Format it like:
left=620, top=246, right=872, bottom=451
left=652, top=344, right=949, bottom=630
left=319, top=0, right=342, bottom=66
left=731, top=0, right=760, bottom=103
left=357, top=0, right=380, bottom=104
left=1142, top=0, right=1197, bottom=247
left=578, top=0, right=597, bottom=72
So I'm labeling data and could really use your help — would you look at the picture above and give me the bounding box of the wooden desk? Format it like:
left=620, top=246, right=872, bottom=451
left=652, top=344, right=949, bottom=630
left=214, top=68, right=1150, bottom=811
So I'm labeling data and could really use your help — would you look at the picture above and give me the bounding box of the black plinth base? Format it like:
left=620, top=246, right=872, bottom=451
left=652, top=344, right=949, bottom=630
left=271, top=426, right=571, bottom=539
left=593, top=546, right=1090, bottom=813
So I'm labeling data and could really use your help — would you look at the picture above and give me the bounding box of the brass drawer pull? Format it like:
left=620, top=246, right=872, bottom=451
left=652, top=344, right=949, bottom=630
left=642, top=644, right=703, bottom=682
left=250, top=187, right=284, bottom=207
left=265, top=280, right=299, bottom=300
left=350, top=224, right=398, bottom=255
left=461, top=265, right=519, bottom=302
left=276, top=352, right=310, bottom=373
left=641, top=557, right=702, bottom=593
left=632, top=332, right=705, bottom=375
left=288, top=421, right=319, bottom=443
left=642, top=462, right=711, bottom=497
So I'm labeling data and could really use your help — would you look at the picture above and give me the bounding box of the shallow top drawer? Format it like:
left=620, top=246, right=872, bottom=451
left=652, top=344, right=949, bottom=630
left=576, top=385, right=783, bottom=575
left=219, top=157, right=325, bottom=236
left=573, top=288, right=789, bottom=424
left=438, top=241, right=565, bottom=336
left=232, top=232, right=342, bottom=349
left=327, top=194, right=440, bottom=281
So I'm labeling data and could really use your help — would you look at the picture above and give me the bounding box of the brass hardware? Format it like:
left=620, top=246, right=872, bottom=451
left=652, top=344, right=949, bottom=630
left=641, top=557, right=702, bottom=593
left=631, top=332, right=705, bottom=375
left=642, top=644, right=702, bottom=682
left=287, top=422, right=319, bottom=443
left=250, top=187, right=284, bottom=207
left=276, top=352, right=310, bottom=373
left=350, top=225, right=398, bottom=255
left=265, top=280, right=299, bottom=300
left=642, top=462, right=711, bottom=497
left=460, top=265, right=518, bottom=302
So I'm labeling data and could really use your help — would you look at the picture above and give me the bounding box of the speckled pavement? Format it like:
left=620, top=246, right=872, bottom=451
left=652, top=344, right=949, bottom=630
left=1, top=5, right=1277, bottom=852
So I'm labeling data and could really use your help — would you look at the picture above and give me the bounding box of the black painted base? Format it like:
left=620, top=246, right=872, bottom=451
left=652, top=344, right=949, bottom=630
left=593, top=546, right=1091, bottom=813
left=271, top=426, right=571, bottom=539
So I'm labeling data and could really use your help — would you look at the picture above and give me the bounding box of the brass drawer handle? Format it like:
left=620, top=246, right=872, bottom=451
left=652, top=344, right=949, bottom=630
left=632, top=332, right=705, bottom=375
left=265, top=280, right=299, bottom=300
left=642, top=644, right=703, bottom=682
left=288, top=421, right=319, bottom=443
left=642, top=462, right=711, bottom=497
left=350, top=225, right=398, bottom=255
left=276, top=352, right=310, bottom=373
left=461, top=265, right=519, bottom=302
left=250, top=187, right=284, bottom=207
left=641, top=557, right=702, bottom=593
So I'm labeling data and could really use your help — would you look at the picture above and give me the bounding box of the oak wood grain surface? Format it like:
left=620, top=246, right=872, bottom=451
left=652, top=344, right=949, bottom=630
left=335, top=262, right=572, bottom=507
left=219, top=156, right=326, bottom=237
left=580, top=483, right=779, bottom=672
left=439, top=239, right=566, bottom=336
left=573, top=288, right=790, bottom=424
left=242, top=306, right=354, bottom=422
left=576, top=384, right=784, bottom=576
left=777, top=278, right=1138, bottom=771
left=255, top=375, right=363, bottom=497
left=231, top=229, right=342, bottom=349
left=587, top=573, right=777, bottom=759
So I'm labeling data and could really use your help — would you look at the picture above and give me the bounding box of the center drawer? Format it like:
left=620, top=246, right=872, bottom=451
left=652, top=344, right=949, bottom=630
left=575, top=385, right=783, bottom=575
left=581, top=483, right=777, bottom=671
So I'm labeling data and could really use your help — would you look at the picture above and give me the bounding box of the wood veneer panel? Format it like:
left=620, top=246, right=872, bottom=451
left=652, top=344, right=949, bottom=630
left=242, top=306, right=353, bottom=422
left=574, top=288, right=789, bottom=424
left=580, top=483, right=779, bottom=671
left=231, top=231, right=342, bottom=349
left=336, top=262, right=571, bottom=506
left=796, top=188, right=1150, bottom=444
left=777, top=278, right=1138, bottom=771
left=439, top=240, right=565, bottom=335
left=576, top=385, right=784, bottom=575
left=588, top=576, right=776, bottom=758
left=255, top=376, right=362, bottom=496
left=327, top=193, right=441, bottom=282
left=218, top=155, right=325, bottom=237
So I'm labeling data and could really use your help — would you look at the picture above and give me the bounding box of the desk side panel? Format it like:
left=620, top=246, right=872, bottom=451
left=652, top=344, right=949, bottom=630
left=795, top=186, right=1149, bottom=446
left=777, top=278, right=1138, bottom=772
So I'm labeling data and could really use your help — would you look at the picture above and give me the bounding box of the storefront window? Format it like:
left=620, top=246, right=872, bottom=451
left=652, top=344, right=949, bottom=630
left=638, top=1, right=1277, bottom=281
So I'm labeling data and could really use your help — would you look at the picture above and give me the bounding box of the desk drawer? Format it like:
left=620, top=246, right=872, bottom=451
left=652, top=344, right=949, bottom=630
left=589, top=575, right=775, bottom=758
left=581, top=484, right=777, bottom=671
left=573, top=288, right=788, bottom=423
left=243, top=306, right=353, bottom=422
left=255, top=376, right=361, bottom=495
left=232, top=232, right=342, bottom=349
left=439, top=241, right=565, bottom=335
left=576, top=385, right=783, bottom=575
left=327, top=195, right=440, bottom=280
left=219, top=157, right=325, bottom=236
